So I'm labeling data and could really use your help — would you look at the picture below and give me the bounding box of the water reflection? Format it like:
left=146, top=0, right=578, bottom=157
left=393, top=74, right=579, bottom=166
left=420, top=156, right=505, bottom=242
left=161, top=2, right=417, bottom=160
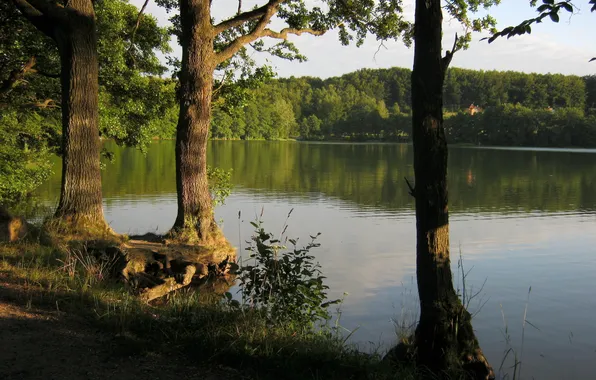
left=36, top=140, right=596, bottom=214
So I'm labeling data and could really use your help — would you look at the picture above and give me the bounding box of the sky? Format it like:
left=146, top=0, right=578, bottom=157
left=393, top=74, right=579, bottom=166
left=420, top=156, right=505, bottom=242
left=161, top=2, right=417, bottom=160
left=130, top=0, right=596, bottom=79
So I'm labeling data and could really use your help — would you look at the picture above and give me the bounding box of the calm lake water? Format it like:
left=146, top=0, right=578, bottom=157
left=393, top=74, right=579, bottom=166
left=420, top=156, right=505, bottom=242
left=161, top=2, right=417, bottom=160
left=37, top=141, right=596, bottom=379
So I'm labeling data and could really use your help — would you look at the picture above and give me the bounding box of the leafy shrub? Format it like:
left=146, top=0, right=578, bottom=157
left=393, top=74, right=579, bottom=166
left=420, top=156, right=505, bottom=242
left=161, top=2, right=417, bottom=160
left=207, top=166, right=233, bottom=207
left=0, top=110, right=55, bottom=206
left=235, top=215, right=339, bottom=330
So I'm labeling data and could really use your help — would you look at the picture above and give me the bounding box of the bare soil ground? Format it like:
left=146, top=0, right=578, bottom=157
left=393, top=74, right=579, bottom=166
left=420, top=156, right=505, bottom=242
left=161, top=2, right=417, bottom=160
left=0, top=275, right=240, bottom=380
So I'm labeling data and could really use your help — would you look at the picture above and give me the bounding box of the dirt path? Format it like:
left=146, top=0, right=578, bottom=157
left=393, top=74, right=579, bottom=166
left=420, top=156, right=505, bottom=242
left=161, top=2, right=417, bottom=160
left=0, top=284, right=239, bottom=380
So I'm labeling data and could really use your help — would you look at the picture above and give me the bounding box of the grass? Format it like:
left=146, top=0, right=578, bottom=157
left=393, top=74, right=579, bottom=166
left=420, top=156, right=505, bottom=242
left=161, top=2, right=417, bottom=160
left=3, top=233, right=532, bottom=380
left=0, top=241, right=430, bottom=380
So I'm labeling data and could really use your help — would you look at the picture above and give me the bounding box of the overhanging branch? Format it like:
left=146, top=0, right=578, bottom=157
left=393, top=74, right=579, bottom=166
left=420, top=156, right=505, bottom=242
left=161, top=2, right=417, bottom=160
left=214, top=0, right=283, bottom=65
left=130, top=0, right=150, bottom=48
left=11, top=0, right=52, bottom=35
left=126, top=0, right=150, bottom=67
left=0, top=56, right=37, bottom=96
left=213, top=1, right=279, bottom=35
left=22, top=0, right=62, bottom=15
left=215, top=25, right=324, bottom=65
left=261, top=27, right=325, bottom=40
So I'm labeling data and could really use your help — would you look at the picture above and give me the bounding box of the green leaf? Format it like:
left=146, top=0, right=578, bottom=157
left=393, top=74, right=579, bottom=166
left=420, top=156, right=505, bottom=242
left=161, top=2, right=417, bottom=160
left=560, top=2, right=573, bottom=12
left=549, top=11, right=560, bottom=22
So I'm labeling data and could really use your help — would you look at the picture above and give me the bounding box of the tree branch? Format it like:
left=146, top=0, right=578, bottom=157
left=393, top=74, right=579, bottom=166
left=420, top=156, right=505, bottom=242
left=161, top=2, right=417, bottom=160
left=25, top=98, right=57, bottom=109
left=213, top=1, right=276, bottom=35
left=216, top=25, right=324, bottom=65
left=261, top=27, right=325, bottom=40
left=404, top=177, right=415, bottom=198
left=212, top=70, right=234, bottom=98
left=11, top=0, right=53, bottom=35
left=214, top=0, right=283, bottom=64
left=130, top=0, right=150, bottom=48
left=0, top=56, right=37, bottom=96
left=441, top=33, right=459, bottom=73
left=22, top=0, right=62, bottom=15
left=126, top=0, right=150, bottom=67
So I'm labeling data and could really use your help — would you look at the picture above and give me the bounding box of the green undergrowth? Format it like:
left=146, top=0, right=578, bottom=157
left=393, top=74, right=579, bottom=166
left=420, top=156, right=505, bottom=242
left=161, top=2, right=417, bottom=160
left=2, top=221, right=528, bottom=380
left=0, top=239, right=425, bottom=380
left=0, top=216, right=499, bottom=380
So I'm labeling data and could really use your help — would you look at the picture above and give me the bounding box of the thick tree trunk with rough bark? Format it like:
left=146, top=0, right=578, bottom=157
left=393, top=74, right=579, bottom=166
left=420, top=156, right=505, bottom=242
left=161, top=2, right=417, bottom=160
left=409, top=1, right=493, bottom=378
left=12, top=0, right=107, bottom=232
left=53, top=0, right=105, bottom=228
left=172, top=0, right=218, bottom=243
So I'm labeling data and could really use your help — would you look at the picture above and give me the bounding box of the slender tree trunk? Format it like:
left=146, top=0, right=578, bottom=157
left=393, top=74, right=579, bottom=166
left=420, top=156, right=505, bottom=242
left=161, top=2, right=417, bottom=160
left=172, top=0, right=218, bottom=243
left=53, top=0, right=106, bottom=229
left=410, top=1, right=492, bottom=378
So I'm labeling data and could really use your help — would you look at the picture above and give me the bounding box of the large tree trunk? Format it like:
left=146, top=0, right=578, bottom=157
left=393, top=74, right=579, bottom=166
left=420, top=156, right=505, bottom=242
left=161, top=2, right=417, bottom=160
left=52, top=0, right=106, bottom=230
left=172, top=0, right=218, bottom=243
left=410, top=1, right=492, bottom=378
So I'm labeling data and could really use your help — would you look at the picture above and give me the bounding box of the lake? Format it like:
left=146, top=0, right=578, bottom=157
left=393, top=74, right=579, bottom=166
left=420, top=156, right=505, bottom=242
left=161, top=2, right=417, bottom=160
left=37, top=141, right=596, bottom=379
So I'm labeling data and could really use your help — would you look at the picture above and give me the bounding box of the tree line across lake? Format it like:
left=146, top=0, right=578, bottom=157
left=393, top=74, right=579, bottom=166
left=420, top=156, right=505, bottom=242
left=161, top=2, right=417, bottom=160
left=209, top=68, right=596, bottom=146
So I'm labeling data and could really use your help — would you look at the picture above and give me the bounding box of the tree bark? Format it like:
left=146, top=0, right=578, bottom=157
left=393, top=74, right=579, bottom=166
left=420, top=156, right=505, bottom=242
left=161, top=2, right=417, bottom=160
left=11, top=0, right=107, bottom=231
left=172, top=0, right=218, bottom=243
left=409, top=1, right=492, bottom=378
left=53, top=0, right=105, bottom=228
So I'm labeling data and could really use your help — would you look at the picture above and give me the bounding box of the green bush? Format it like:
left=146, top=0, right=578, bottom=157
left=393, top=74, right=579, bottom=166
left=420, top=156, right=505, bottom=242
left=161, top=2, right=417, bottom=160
left=0, top=110, right=55, bottom=206
left=235, top=216, right=339, bottom=330
left=207, top=166, right=233, bottom=207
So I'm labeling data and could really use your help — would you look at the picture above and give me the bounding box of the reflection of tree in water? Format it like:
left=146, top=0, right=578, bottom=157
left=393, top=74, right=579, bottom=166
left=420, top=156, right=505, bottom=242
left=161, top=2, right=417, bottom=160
left=36, top=141, right=596, bottom=214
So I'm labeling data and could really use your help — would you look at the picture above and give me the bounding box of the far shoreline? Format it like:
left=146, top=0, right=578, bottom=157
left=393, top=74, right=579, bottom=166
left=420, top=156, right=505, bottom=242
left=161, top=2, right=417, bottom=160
left=130, top=137, right=596, bottom=151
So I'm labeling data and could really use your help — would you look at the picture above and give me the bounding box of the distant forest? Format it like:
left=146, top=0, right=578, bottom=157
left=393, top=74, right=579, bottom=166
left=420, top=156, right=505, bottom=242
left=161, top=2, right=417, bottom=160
left=207, top=67, right=596, bottom=147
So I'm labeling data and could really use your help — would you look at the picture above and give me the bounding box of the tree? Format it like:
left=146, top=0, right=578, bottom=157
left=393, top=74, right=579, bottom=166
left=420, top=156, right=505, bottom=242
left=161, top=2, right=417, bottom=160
left=401, top=0, right=497, bottom=377
left=4, top=0, right=172, bottom=225
left=167, top=0, right=291, bottom=240
left=170, top=0, right=324, bottom=242
left=160, top=0, right=409, bottom=242
left=10, top=0, right=107, bottom=230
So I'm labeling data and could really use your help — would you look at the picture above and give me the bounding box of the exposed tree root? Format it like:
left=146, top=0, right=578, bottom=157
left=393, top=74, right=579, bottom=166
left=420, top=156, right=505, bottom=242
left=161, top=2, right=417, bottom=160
left=85, top=234, right=236, bottom=302
left=385, top=300, right=494, bottom=380
left=139, top=264, right=196, bottom=302
left=166, top=218, right=229, bottom=248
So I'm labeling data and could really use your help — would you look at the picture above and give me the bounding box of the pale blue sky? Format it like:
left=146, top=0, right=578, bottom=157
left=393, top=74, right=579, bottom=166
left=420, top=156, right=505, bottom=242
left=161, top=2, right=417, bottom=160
left=131, top=0, right=595, bottom=78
